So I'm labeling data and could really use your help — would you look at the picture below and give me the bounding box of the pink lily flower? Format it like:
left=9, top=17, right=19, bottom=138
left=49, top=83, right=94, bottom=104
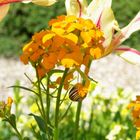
left=0, top=0, right=57, bottom=21
left=65, top=0, right=140, bottom=65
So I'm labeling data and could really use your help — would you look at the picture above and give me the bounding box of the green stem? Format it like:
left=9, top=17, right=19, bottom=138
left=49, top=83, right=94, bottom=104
left=38, top=80, right=46, bottom=119
left=73, top=59, right=92, bottom=140
left=88, top=101, right=94, bottom=132
left=54, top=68, right=69, bottom=140
left=6, top=118, right=22, bottom=140
left=73, top=101, right=82, bottom=140
left=35, top=67, right=46, bottom=121
left=46, top=76, right=51, bottom=139
left=14, top=127, right=23, bottom=140
left=46, top=76, right=50, bottom=123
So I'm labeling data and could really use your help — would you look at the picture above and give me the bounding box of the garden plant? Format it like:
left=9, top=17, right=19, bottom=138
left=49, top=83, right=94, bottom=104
left=0, top=0, right=140, bottom=140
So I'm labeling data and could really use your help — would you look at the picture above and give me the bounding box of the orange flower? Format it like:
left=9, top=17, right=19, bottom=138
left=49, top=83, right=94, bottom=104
left=61, top=44, right=83, bottom=68
left=20, top=15, right=104, bottom=79
left=64, top=72, right=73, bottom=90
left=128, top=96, right=140, bottom=139
left=6, top=97, right=13, bottom=107
left=135, top=119, right=140, bottom=128
left=41, top=53, right=57, bottom=70
left=56, top=72, right=74, bottom=90
left=128, top=96, right=140, bottom=119
left=0, top=97, right=13, bottom=118
left=36, top=65, right=47, bottom=79
left=49, top=15, right=104, bottom=47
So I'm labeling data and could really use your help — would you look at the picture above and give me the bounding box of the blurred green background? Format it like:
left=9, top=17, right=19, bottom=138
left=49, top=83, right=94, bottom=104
left=0, top=0, right=139, bottom=57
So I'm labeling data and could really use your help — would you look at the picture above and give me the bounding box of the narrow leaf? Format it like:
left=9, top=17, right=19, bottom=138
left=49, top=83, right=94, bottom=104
left=9, top=85, right=38, bottom=95
left=9, top=114, right=17, bottom=129
left=60, top=102, right=72, bottom=121
left=29, top=113, right=47, bottom=133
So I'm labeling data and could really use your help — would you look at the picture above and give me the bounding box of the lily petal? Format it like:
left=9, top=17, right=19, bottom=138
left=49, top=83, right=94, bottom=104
left=112, top=11, right=140, bottom=48
left=104, top=12, right=140, bottom=56
left=120, top=11, right=140, bottom=43
left=100, top=8, right=118, bottom=47
left=115, top=47, right=140, bottom=65
left=87, top=0, right=112, bottom=24
left=0, top=4, right=9, bottom=22
left=31, top=0, right=57, bottom=6
left=0, top=0, right=24, bottom=6
left=65, top=0, right=87, bottom=17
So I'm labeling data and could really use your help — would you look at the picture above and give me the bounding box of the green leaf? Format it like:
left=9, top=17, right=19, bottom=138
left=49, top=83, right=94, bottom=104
left=9, top=114, right=17, bottom=129
left=9, top=85, right=38, bottom=95
left=31, top=124, right=41, bottom=139
left=48, top=69, right=64, bottom=77
left=88, top=76, right=98, bottom=84
left=41, top=132, right=48, bottom=140
left=23, top=137, right=30, bottom=140
left=29, top=113, right=47, bottom=133
left=60, top=102, right=72, bottom=121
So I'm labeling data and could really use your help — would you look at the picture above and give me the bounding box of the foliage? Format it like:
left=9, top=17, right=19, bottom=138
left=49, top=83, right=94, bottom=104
left=0, top=1, right=66, bottom=57
left=0, top=0, right=139, bottom=57
left=0, top=83, right=136, bottom=139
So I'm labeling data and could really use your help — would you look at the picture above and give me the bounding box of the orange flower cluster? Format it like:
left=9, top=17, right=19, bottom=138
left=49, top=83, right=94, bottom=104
left=20, top=15, right=104, bottom=78
left=128, top=96, right=140, bottom=140
left=0, top=97, right=13, bottom=118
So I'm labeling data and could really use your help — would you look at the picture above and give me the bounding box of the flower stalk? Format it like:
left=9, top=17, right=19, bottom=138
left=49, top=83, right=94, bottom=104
left=73, top=101, right=82, bottom=140
left=54, top=68, right=69, bottom=140
left=46, top=76, right=51, bottom=124
left=73, top=59, right=92, bottom=140
left=35, top=67, right=46, bottom=120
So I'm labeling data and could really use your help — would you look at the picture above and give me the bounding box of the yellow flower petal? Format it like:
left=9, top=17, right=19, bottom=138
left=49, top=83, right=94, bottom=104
left=82, top=43, right=88, bottom=48
left=52, top=27, right=65, bottom=35
left=83, top=19, right=95, bottom=29
left=23, top=41, right=33, bottom=52
left=136, top=130, right=140, bottom=140
left=81, top=31, right=91, bottom=43
left=7, top=97, right=13, bottom=107
left=61, top=58, right=79, bottom=68
left=42, top=33, right=55, bottom=43
left=65, top=15, right=77, bottom=23
left=64, top=33, right=78, bottom=43
left=90, top=47, right=103, bottom=59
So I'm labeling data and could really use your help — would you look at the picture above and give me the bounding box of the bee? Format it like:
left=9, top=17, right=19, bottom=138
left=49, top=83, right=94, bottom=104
left=69, top=85, right=87, bottom=101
